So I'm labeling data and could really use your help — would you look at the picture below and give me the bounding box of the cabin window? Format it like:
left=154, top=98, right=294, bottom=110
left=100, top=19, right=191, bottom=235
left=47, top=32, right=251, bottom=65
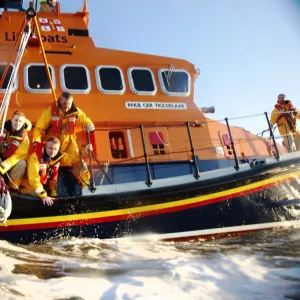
left=24, top=63, right=55, bottom=93
left=109, top=132, right=128, bottom=159
left=68, top=29, right=89, bottom=37
left=95, top=66, right=125, bottom=95
left=149, top=132, right=166, bottom=155
left=128, top=67, right=157, bottom=96
left=158, top=69, right=190, bottom=96
left=0, top=64, right=17, bottom=93
left=60, top=64, right=91, bottom=94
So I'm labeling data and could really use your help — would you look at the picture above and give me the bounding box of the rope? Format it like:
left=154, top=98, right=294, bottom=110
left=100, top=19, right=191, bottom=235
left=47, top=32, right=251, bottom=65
left=5, top=172, right=18, bottom=191
left=0, top=20, right=31, bottom=134
left=227, top=113, right=265, bottom=121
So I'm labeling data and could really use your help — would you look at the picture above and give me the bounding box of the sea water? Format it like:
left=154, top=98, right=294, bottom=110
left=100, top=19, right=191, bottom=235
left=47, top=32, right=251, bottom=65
left=0, top=228, right=300, bottom=300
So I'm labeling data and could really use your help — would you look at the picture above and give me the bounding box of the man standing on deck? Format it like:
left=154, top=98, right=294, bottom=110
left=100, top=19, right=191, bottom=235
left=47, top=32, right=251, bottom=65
left=270, top=94, right=300, bottom=152
left=33, top=92, right=95, bottom=190
left=0, top=111, right=31, bottom=190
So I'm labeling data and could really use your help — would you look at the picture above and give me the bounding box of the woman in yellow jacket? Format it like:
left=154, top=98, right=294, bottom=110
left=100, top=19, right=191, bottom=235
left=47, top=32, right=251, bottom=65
left=33, top=92, right=95, bottom=188
left=0, top=111, right=31, bottom=190
left=270, top=94, right=300, bottom=152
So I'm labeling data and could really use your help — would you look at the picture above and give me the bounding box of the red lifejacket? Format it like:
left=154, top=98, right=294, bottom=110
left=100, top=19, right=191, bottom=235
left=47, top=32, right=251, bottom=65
left=275, top=100, right=297, bottom=132
left=51, top=102, right=78, bottom=136
left=0, top=120, right=27, bottom=159
left=35, top=142, right=64, bottom=185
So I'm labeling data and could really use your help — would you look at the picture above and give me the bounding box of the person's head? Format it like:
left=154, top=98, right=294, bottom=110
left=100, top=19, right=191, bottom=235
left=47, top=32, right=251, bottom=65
left=58, top=92, right=73, bottom=113
left=11, top=111, right=25, bottom=132
left=277, top=93, right=286, bottom=104
left=45, top=137, right=60, bottom=158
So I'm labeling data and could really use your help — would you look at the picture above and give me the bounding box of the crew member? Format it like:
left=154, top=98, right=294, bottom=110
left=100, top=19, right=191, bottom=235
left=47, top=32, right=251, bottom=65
left=39, top=0, right=56, bottom=12
left=33, top=92, right=95, bottom=189
left=270, top=94, right=300, bottom=152
left=0, top=111, right=31, bottom=190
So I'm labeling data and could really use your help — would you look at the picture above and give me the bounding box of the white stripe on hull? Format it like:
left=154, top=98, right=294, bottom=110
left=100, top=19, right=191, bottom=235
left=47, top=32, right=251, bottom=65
left=116, top=220, right=300, bottom=242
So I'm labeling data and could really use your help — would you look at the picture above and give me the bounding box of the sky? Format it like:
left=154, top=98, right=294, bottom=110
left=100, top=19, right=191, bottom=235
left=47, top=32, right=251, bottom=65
left=23, top=0, right=300, bottom=136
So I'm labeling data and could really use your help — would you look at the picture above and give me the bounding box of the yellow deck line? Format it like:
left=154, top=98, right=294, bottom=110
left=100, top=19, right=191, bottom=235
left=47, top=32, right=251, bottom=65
left=3, top=170, right=300, bottom=227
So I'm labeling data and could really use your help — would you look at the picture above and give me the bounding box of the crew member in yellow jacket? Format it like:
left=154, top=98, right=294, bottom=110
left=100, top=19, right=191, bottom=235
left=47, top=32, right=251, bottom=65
left=270, top=94, right=300, bottom=152
left=33, top=92, right=95, bottom=188
left=28, top=137, right=93, bottom=206
left=0, top=111, right=31, bottom=190
left=39, top=0, right=56, bottom=12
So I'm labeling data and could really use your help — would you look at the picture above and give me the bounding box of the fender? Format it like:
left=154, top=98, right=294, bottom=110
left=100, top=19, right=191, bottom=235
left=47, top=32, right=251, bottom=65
left=0, top=192, right=12, bottom=223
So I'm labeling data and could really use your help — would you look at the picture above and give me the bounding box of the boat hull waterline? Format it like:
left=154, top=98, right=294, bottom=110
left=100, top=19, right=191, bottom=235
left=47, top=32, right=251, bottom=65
left=1, top=163, right=300, bottom=243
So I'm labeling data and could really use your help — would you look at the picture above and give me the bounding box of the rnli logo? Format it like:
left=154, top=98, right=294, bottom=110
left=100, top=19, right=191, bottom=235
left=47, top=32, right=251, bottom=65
left=39, top=18, right=65, bottom=32
left=4, top=18, right=67, bottom=43
left=5, top=32, right=67, bottom=43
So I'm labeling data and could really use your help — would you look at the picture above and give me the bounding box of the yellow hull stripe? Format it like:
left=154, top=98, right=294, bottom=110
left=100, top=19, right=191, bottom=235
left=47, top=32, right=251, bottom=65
left=2, top=170, right=300, bottom=227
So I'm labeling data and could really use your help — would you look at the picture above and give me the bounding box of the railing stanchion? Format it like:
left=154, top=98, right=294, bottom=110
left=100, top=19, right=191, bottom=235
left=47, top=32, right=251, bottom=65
left=139, top=125, right=152, bottom=186
left=186, top=122, right=200, bottom=178
left=225, top=118, right=240, bottom=170
left=264, top=112, right=280, bottom=160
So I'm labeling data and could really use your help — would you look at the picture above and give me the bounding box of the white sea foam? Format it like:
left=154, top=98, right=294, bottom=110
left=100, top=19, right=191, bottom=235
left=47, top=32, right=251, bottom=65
left=0, top=232, right=299, bottom=300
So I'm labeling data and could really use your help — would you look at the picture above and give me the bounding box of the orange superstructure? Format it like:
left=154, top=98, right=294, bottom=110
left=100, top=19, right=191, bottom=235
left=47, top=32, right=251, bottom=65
left=0, top=0, right=284, bottom=169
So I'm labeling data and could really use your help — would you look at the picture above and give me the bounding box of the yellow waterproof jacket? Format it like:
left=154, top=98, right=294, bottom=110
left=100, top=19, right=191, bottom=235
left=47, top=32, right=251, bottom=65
left=27, top=147, right=83, bottom=198
left=270, top=101, right=300, bottom=136
left=0, top=119, right=32, bottom=174
left=33, top=104, right=93, bottom=153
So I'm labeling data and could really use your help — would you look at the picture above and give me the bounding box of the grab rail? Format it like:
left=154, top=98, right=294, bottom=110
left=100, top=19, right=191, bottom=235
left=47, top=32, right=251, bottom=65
left=89, top=109, right=300, bottom=185
left=186, top=122, right=200, bottom=178
left=139, top=125, right=153, bottom=186
left=225, top=118, right=240, bottom=170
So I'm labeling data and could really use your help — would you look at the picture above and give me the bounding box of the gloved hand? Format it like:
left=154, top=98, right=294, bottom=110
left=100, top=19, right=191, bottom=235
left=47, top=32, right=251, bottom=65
left=84, top=124, right=95, bottom=133
left=84, top=144, right=93, bottom=154
left=0, top=176, right=8, bottom=196
left=0, top=163, right=8, bottom=175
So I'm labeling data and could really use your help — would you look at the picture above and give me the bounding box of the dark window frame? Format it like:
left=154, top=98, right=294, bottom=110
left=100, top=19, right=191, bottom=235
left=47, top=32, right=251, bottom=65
left=95, top=66, right=126, bottom=95
left=0, top=63, right=17, bottom=93
left=24, top=63, right=56, bottom=94
left=68, top=29, right=89, bottom=37
left=60, top=64, right=91, bottom=94
left=158, top=69, right=190, bottom=97
left=128, top=67, right=157, bottom=96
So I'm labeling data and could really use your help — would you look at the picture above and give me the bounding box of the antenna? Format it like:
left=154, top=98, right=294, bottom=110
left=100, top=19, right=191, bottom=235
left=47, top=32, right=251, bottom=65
left=81, top=0, right=88, bottom=12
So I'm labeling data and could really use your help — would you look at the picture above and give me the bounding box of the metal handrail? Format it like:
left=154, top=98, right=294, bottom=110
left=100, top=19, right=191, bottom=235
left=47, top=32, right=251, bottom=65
left=139, top=125, right=152, bottom=186
left=186, top=122, right=200, bottom=178
left=264, top=112, right=280, bottom=160
left=87, top=110, right=293, bottom=185
left=225, top=118, right=240, bottom=170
